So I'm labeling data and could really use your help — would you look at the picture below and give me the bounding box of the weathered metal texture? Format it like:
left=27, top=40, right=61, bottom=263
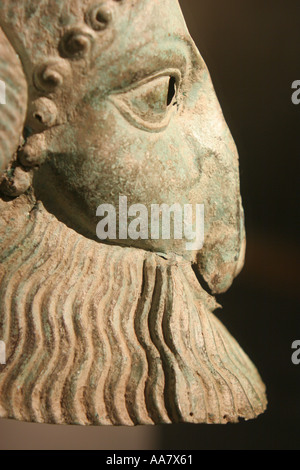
left=0, top=28, right=27, bottom=172
left=0, top=0, right=266, bottom=425
left=0, top=196, right=266, bottom=425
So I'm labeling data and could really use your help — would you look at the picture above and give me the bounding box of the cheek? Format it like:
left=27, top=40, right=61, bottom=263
left=41, top=87, right=244, bottom=274
left=62, top=103, right=204, bottom=212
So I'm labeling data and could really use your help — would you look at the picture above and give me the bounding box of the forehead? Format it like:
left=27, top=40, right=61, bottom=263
left=0, top=0, right=192, bottom=56
left=92, top=0, right=196, bottom=91
left=1, top=0, right=196, bottom=84
left=0, top=0, right=204, bottom=117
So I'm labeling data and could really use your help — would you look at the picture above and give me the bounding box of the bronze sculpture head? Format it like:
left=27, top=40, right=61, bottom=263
left=0, top=0, right=266, bottom=425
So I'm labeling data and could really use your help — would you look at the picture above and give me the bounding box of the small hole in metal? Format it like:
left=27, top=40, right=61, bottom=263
left=167, top=76, right=176, bottom=106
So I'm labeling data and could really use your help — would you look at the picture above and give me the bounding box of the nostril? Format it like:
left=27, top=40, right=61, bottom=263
left=167, top=76, right=176, bottom=106
left=34, top=113, right=43, bottom=123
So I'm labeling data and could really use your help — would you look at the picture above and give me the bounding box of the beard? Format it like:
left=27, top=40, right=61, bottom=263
left=0, top=194, right=266, bottom=425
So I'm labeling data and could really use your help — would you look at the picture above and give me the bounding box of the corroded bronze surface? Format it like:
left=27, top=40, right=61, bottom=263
left=0, top=0, right=266, bottom=425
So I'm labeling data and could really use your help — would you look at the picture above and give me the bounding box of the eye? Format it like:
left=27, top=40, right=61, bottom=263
left=109, top=73, right=179, bottom=132
left=167, top=76, right=177, bottom=106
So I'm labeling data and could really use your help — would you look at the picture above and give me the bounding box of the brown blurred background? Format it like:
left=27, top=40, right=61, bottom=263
left=0, top=0, right=299, bottom=450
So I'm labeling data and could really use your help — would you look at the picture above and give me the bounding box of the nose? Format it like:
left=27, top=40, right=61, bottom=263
left=180, top=52, right=246, bottom=294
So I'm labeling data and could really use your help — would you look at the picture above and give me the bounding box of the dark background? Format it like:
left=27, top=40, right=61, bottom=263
left=0, top=0, right=299, bottom=450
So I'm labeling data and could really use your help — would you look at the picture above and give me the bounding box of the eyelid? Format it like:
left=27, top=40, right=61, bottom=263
left=110, top=68, right=182, bottom=95
left=109, top=69, right=181, bottom=132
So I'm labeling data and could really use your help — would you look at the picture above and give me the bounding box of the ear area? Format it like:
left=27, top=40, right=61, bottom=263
left=0, top=27, right=28, bottom=174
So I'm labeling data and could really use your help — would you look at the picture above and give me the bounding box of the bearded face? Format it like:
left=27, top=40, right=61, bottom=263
left=9, top=0, right=245, bottom=294
left=0, top=0, right=266, bottom=427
